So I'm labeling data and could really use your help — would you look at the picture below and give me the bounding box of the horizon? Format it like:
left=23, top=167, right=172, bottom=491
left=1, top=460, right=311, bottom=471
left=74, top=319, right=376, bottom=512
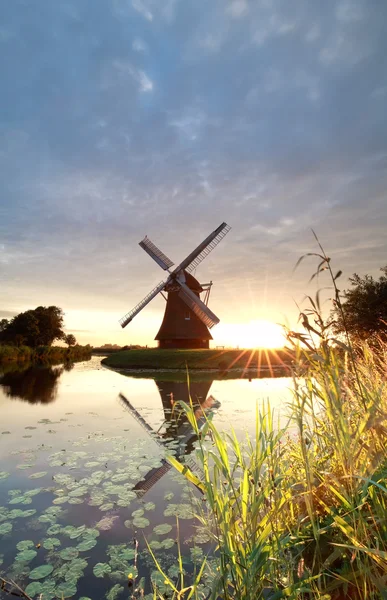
left=1, top=2, right=387, bottom=348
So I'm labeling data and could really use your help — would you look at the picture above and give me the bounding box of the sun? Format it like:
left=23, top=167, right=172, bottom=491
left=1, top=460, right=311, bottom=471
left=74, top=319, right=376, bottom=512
left=216, top=320, right=286, bottom=349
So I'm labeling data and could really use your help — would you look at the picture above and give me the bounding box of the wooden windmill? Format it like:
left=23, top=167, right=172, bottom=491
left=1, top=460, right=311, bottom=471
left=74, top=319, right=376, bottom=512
left=119, top=222, right=231, bottom=348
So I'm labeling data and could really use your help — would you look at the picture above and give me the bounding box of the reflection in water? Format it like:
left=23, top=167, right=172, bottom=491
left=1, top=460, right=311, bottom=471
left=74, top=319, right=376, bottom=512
left=119, top=378, right=218, bottom=497
left=0, top=364, right=68, bottom=404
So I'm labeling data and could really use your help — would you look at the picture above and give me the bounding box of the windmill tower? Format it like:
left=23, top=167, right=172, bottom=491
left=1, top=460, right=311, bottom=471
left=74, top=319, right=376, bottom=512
left=119, top=222, right=231, bottom=349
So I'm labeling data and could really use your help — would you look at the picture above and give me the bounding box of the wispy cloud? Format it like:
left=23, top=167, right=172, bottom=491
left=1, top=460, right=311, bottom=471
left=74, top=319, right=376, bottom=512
left=0, top=0, right=386, bottom=344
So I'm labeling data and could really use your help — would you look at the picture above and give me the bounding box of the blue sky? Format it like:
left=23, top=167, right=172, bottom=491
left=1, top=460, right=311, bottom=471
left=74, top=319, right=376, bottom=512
left=1, top=0, right=386, bottom=346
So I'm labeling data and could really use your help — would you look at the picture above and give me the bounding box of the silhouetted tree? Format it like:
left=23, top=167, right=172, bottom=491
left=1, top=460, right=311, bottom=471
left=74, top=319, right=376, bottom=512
left=0, top=318, right=9, bottom=333
left=64, top=334, right=76, bottom=347
left=332, top=266, right=387, bottom=342
left=2, top=306, right=65, bottom=347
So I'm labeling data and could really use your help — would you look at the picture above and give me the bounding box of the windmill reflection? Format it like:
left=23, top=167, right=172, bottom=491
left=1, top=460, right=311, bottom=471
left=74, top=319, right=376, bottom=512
left=118, top=378, right=219, bottom=497
left=0, top=364, right=67, bottom=404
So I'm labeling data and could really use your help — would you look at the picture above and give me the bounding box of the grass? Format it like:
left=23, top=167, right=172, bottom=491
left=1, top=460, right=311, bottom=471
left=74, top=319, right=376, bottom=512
left=0, top=344, right=92, bottom=365
left=102, top=348, right=296, bottom=373
left=148, top=246, right=387, bottom=600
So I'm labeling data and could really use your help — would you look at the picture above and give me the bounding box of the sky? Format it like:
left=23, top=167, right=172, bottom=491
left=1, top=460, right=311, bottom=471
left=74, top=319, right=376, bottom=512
left=1, top=0, right=387, bottom=347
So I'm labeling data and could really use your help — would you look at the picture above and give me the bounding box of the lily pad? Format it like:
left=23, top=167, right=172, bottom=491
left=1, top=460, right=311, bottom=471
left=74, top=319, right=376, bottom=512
left=144, top=501, right=155, bottom=511
left=153, top=523, right=172, bottom=536
left=43, top=537, right=61, bottom=550
left=132, top=508, right=144, bottom=518
left=93, top=562, right=112, bottom=578
left=55, top=581, right=77, bottom=597
left=133, top=517, right=150, bottom=529
left=69, top=525, right=86, bottom=539
left=60, top=547, right=79, bottom=561
left=77, top=538, right=97, bottom=552
left=106, top=584, right=124, bottom=600
left=16, top=540, right=35, bottom=551
left=162, top=538, right=175, bottom=550
left=25, top=582, right=42, bottom=596
left=96, top=516, right=119, bottom=531
left=29, top=564, right=54, bottom=580
left=15, top=549, right=38, bottom=562
left=0, top=471, right=10, bottom=480
left=47, top=524, right=62, bottom=535
left=29, top=471, right=48, bottom=479
left=0, top=522, right=12, bottom=535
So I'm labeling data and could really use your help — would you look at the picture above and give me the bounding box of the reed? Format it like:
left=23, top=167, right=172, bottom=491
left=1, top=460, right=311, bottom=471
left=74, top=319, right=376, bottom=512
left=151, top=249, right=387, bottom=600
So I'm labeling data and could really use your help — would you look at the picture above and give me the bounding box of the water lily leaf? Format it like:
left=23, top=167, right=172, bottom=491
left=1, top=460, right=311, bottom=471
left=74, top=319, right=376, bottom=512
left=96, top=516, right=119, bottom=531
left=16, top=540, right=35, bottom=551
left=47, top=524, right=62, bottom=535
left=60, top=547, right=79, bottom=561
left=164, top=492, right=174, bottom=500
left=81, top=528, right=100, bottom=539
left=52, top=495, right=70, bottom=505
left=69, top=525, right=86, bottom=539
left=84, top=460, right=101, bottom=468
left=149, top=540, right=162, bottom=550
left=17, top=464, right=34, bottom=470
left=15, top=549, right=38, bottom=562
left=110, top=473, right=128, bottom=483
left=99, top=502, right=114, bottom=511
left=0, top=471, right=10, bottom=480
left=68, top=497, right=84, bottom=505
left=25, top=582, right=42, bottom=596
left=164, top=503, right=193, bottom=519
left=153, top=523, right=172, bottom=536
left=144, top=502, right=155, bottom=511
left=55, top=581, right=77, bottom=597
left=118, top=548, right=135, bottom=560
left=93, top=562, right=112, bottom=578
left=131, top=508, right=144, bottom=518
left=29, top=471, right=48, bottom=479
left=161, top=538, right=175, bottom=550
left=9, top=495, right=32, bottom=505
left=77, top=538, right=97, bottom=552
left=29, top=564, right=54, bottom=580
left=0, top=522, right=12, bottom=535
left=43, top=537, right=61, bottom=550
left=133, top=517, right=150, bottom=528
left=106, top=584, right=124, bottom=600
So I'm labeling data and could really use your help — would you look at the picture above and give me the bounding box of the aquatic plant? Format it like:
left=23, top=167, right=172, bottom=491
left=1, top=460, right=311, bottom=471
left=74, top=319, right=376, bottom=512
left=154, top=250, right=387, bottom=600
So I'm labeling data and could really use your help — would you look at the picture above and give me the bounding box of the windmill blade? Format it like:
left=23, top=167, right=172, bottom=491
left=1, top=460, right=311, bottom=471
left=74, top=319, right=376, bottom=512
left=119, top=279, right=167, bottom=328
left=177, top=281, right=220, bottom=329
left=173, top=222, right=231, bottom=274
left=139, top=236, right=174, bottom=270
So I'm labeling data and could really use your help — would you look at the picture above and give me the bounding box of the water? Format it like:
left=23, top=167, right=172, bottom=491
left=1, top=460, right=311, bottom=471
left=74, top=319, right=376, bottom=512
left=0, top=357, right=293, bottom=599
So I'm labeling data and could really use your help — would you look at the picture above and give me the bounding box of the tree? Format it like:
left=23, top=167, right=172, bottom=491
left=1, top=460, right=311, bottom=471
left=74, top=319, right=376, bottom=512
left=0, top=318, right=9, bottom=333
left=2, top=306, right=65, bottom=348
left=332, top=266, right=387, bottom=342
left=65, top=334, right=76, bottom=347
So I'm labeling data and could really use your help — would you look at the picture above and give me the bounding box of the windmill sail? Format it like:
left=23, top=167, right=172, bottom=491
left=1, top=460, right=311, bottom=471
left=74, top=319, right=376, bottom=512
left=139, top=236, right=174, bottom=270
left=177, top=281, right=220, bottom=328
left=174, top=222, right=231, bottom=274
left=119, top=280, right=167, bottom=328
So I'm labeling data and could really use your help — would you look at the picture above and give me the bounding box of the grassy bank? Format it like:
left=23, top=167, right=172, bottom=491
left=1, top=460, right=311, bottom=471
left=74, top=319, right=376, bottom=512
left=102, top=347, right=295, bottom=372
left=0, top=344, right=92, bottom=364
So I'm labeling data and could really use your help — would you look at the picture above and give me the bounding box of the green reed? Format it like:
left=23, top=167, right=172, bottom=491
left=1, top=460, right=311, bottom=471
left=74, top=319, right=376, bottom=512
left=149, top=247, right=387, bottom=600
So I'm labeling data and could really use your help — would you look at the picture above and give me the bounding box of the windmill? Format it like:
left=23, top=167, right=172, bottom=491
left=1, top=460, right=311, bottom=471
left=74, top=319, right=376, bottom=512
left=118, top=381, right=220, bottom=497
left=119, top=222, right=231, bottom=348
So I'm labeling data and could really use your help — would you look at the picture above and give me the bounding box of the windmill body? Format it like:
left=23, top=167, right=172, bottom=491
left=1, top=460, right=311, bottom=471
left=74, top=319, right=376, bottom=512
left=119, top=222, right=230, bottom=349
left=156, top=271, right=211, bottom=349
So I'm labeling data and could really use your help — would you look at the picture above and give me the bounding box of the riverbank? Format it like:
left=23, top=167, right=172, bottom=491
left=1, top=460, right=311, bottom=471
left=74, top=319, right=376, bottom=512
left=102, top=347, right=296, bottom=372
left=0, top=344, right=92, bottom=364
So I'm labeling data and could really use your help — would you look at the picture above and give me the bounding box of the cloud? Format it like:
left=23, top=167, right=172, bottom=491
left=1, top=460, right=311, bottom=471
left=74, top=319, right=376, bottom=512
left=0, top=0, right=386, bottom=343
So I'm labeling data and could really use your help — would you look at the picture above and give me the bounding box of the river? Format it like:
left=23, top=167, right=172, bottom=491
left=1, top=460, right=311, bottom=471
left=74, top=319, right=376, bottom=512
left=0, top=356, right=293, bottom=599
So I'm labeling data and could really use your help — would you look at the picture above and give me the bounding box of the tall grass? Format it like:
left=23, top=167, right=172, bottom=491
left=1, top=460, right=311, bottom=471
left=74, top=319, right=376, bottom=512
left=151, top=250, right=387, bottom=600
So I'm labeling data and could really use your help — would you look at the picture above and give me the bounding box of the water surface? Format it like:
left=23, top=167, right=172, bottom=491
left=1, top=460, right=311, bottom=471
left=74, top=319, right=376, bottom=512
left=0, top=357, right=293, bottom=599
